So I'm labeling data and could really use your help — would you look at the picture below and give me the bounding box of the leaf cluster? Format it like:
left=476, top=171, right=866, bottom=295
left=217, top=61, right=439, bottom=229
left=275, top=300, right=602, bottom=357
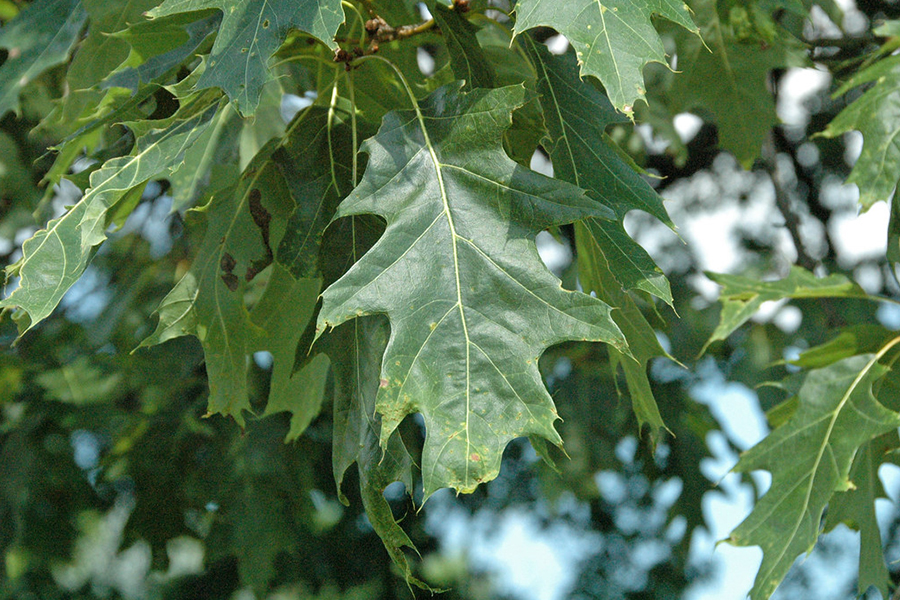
left=2, top=0, right=900, bottom=598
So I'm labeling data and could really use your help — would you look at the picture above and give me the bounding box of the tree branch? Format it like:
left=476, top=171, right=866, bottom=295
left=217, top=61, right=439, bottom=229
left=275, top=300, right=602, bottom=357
left=761, top=135, right=820, bottom=272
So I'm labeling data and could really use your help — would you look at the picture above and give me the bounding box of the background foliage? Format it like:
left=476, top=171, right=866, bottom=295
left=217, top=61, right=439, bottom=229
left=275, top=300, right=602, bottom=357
left=3, top=0, right=900, bottom=598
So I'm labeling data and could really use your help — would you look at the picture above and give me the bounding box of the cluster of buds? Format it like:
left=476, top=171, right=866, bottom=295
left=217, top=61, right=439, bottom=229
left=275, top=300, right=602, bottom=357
left=453, top=0, right=470, bottom=12
left=333, top=46, right=367, bottom=69
left=334, top=1, right=472, bottom=66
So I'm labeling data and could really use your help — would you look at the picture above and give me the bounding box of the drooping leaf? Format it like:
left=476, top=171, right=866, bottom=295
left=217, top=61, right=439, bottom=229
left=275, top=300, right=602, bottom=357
left=823, top=432, right=899, bottom=599
left=728, top=355, right=900, bottom=600
left=326, top=315, right=425, bottom=588
left=669, top=0, right=808, bottom=166
left=0, top=95, right=221, bottom=334
left=316, top=83, right=628, bottom=497
left=513, top=0, right=698, bottom=115
left=820, top=52, right=900, bottom=211
left=102, top=11, right=222, bottom=92
left=139, top=140, right=298, bottom=426
left=141, top=103, right=354, bottom=429
left=312, top=197, right=423, bottom=585
left=147, top=0, right=345, bottom=115
left=790, top=325, right=894, bottom=369
left=702, top=266, right=869, bottom=353
left=251, top=265, right=326, bottom=441
left=432, top=3, right=496, bottom=90
left=523, top=37, right=673, bottom=304
left=575, top=222, right=669, bottom=440
left=0, top=0, right=87, bottom=118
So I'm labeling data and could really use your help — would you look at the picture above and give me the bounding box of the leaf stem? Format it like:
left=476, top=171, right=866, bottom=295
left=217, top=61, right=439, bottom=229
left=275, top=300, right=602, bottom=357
left=341, top=0, right=366, bottom=42
left=327, top=81, right=342, bottom=196
left=345, top=70, right=359, bottom=186
left=875, top=334, right=900, bottom=364
left=761, top=134, right=819, bottom=273
left=351, top=54, right=420, bottom=112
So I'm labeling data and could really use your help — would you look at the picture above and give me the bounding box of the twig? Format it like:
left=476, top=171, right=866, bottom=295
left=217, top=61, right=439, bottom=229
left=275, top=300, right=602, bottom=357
left=761, top=134, right=820, bottom=272
left=334, top=0, right=471, bottom=64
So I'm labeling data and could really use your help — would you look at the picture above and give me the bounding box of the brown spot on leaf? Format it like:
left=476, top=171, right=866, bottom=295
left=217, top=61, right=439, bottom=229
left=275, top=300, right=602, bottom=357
left=220, top=252, right=236, bottom=273
left=248, top=189, right=271, bottom=232
left=221, top=272, right=239, bottom=292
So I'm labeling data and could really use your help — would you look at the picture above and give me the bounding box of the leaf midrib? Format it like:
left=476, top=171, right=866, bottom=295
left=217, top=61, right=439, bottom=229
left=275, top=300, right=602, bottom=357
left=405, top=99, right=476, bottom=487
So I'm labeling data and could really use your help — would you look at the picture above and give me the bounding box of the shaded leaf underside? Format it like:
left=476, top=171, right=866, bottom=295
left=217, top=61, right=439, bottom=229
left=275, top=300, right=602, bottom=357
left=0, top=97, right=219, bottom=333
left=0, top=0, right=86, bottom=118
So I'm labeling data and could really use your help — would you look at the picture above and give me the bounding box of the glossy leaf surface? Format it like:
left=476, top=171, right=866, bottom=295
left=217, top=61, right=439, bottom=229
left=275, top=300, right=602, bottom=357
left=513, top=0, right=697, bottom=115
left=148, top=0, right=345, bottom=114
left=317, top=83, right=628, bottom=497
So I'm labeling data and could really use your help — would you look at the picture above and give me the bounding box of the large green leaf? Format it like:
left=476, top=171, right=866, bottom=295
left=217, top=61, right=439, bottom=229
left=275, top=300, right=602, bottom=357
left=316, top=83, right=628, bottom=497
left=728, top=355, right=900, bottom=600
left=0, top=94, right=220, bottom=334
left=523, top=37, right=673, bottom=304
left=513, top=0, right=697, bottom=115
left=0, top=0, right=87, bottom=118
left=702, top=266, right=869, bottom=353
left=138, top=142, right=287, bottom=424
left=310, top=181, right=422, bottom=584
left=147, top=0, right=345, bottom=115
left=138, top=142, right=319, bottom=428
left=669, top=0, right=807, bottom=166
left=820, top=52, right=900, bottom=211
